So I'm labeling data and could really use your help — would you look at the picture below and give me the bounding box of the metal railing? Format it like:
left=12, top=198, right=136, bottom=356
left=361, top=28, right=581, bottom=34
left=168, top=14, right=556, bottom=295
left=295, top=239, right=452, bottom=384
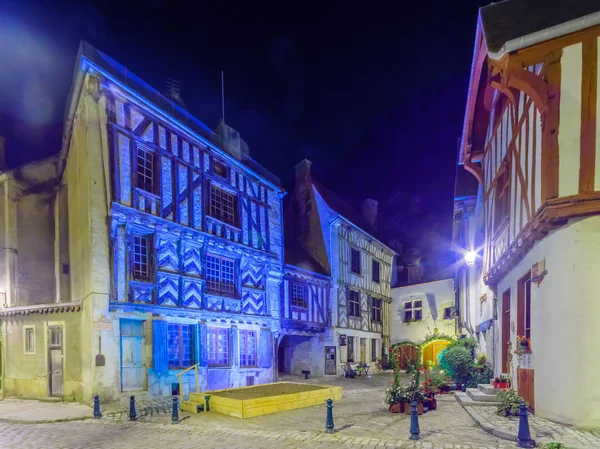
left=174, top=363, right=200, bottom=404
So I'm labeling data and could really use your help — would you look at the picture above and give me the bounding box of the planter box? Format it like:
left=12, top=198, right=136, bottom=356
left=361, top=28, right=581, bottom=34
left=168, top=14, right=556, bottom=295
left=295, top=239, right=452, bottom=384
left=189, top=382, right=342, bottom=419
left=494, top=382, right=510, bottom=389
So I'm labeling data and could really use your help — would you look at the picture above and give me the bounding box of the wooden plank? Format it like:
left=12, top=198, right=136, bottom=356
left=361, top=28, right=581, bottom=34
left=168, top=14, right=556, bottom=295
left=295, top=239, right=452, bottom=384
left=541, top=57, right=562, bottom=201
left=580, top=38, right=598, bottom=193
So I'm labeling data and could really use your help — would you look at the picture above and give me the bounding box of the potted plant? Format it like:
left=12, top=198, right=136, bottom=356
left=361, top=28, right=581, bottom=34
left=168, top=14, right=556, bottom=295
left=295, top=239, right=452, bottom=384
left=516, top=335, right=531, bottom=354
left=494, top=374, right=511, bottom=389
left=497, top=388, right=528, bottom=416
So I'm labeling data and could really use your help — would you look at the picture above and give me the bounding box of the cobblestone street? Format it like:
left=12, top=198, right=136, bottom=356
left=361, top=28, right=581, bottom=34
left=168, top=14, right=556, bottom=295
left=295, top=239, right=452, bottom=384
left=0, top=374, right=514, bottom=448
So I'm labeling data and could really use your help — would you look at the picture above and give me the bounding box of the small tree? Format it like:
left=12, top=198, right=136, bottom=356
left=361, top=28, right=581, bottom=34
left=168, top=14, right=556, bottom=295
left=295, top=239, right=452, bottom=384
left=439, top=345, right=472, bottom=384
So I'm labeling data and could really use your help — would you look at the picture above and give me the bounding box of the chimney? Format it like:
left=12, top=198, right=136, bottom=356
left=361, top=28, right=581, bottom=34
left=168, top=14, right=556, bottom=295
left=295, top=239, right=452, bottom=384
left=295, top=159, right=312, bottom=181
left=214, top=120, right=243, bottom=161
left=0, top=136, right=5, bottom=172
left=361, top=198, right=378, bottom=230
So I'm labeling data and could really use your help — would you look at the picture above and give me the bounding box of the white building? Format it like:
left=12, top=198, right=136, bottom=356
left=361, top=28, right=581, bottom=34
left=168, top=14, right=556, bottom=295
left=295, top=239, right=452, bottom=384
left=458, top=0, right=600, bottom=428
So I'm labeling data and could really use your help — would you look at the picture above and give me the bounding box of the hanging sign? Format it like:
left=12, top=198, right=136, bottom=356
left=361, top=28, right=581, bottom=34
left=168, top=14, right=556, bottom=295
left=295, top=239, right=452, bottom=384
left=339, top=334, right=347, bottom=346
left=531, top=258, right=547, bottom=286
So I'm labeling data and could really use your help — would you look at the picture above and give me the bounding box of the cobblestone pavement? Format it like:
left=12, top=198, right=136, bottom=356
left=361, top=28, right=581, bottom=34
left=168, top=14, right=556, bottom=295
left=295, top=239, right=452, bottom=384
left=0, top=374, right=515, bottom=448
left=471, top=405, right=600, bottom=449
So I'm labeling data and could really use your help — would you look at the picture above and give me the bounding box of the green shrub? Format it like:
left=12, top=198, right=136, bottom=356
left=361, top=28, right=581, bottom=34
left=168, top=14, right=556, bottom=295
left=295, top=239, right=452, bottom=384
left=439, top=345, right=472, bottom=383
left=544, top=443, right=566, bottom=449
left=466, top=363, right=493, bottom=388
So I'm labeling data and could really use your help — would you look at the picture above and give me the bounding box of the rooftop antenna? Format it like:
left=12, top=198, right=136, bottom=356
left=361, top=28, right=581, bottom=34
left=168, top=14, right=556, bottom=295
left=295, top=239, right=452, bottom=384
left=221, top=70, right=225, bottom=124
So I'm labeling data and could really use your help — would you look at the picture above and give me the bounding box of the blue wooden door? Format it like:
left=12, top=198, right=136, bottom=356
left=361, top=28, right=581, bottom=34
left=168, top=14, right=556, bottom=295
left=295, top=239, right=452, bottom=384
left=120, top=320, right=145, bottom=391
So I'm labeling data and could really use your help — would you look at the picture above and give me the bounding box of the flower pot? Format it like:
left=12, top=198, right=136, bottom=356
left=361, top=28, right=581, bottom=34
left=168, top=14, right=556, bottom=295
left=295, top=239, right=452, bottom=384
left=417, top=403, right=424, bottom=415
left=429, top=397, right=437, bottom=410
left=404, top=404, right=411, bottom=415
left=498, top=382, right=508, bottom=389
left=493, top=381, right=499, bottom=388
left=400, top=402, right=406, bottom=413
left=389, top=403, right=401, bottom=413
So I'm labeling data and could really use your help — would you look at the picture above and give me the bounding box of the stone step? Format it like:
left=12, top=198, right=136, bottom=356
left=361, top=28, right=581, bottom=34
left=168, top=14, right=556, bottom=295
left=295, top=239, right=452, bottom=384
left=477, top=384, right=499, bottom=395
left=455, top=391, right=500, bottom=407
left=467, top=388, right=499, bottom=402
left=181, top=400, right=205, bottom=414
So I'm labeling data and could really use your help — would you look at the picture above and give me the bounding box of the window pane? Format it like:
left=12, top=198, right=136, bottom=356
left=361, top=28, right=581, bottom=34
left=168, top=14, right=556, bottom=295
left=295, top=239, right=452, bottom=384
left=208, top=327, right=229, bottom=366
left=414, top=310, right=422, bottom=321
left=221, top=258, right=235, bottom=295
left=291, top=283, right=306, bottom=308
left=210, top=185, right=237, bottom=226
left=351, top=249, right=361, bottom=274
left=372, top=260, right=380, bottom=283
left=136, top=147, right=154, bottom=193
left=404, top=311, right=412, bottom=321
left=206, top=255, right=220, bottom=292
left=413, top=300, right=422, bottom=308
left=133, top=236, right=150, bottom=281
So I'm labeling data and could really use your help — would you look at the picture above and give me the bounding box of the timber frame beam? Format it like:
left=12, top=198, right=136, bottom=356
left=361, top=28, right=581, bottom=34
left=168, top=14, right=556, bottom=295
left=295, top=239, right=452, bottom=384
left=484, top=194, right=600, bottom=285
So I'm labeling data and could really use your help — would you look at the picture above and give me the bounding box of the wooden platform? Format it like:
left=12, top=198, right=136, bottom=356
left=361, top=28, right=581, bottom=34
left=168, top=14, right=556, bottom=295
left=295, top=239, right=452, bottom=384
left=184, top=382, right=342, bottom=419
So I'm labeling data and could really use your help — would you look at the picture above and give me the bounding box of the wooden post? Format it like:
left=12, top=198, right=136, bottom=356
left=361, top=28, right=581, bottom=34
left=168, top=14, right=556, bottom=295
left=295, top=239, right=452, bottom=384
left=195, top=365, right=199, bottom=393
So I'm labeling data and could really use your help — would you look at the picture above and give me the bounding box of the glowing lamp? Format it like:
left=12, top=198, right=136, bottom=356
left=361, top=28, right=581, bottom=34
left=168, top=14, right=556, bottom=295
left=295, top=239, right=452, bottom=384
left=464, top=251, right=477, bottom=267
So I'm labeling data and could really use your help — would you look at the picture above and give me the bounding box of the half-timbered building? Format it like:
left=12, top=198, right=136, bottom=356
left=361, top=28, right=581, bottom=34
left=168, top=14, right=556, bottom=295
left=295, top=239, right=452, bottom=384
left=459, top=0, right=600, bottom=428
left=282, top=160, right=395, bottom=376
left=48, top=42, right=284, bottom=403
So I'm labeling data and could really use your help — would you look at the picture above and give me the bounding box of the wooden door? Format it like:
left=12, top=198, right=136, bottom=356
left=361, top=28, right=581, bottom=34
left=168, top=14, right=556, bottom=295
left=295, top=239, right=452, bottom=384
left=359, top=338, right=366, bottom=363
left=397, top=346, right=418, bottom=370
left=48, top=326, right=63, bottom=397
left=517, top=368, right=535, bottom=413
left=120, top=320, right=145, bottom=391
left=325, top=346, right=336, bottom=375
left=501, top=289, right=510, bottom=373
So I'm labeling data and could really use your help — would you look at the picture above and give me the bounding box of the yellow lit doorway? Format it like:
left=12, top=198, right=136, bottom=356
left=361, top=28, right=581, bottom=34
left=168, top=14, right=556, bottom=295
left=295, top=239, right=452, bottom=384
left=422, top=341, right=450, bottom=367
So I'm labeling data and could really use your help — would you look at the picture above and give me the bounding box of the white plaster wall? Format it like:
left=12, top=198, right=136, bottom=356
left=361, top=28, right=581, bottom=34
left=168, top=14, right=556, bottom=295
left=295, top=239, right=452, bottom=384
left=558, top=42, right=582, bottom=198
left=329, top=328, right=382, bottom=374
left=390, top=279, right=456, bottom=344
left=495, top=215, right=600, bottom=428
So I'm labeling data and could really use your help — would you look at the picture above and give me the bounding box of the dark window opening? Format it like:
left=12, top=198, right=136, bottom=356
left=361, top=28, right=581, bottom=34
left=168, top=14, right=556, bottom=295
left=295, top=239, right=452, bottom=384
left=291, top=283, right=307, bottom=308
left=213, top=160, right=229, bottom=179
left=351, top=248, right=361, bottom=274
left=372, top=260, right=380, bottom=283
left=348, top=290, right=361, bottom=317
left=371, top=297, right=382, bottom=322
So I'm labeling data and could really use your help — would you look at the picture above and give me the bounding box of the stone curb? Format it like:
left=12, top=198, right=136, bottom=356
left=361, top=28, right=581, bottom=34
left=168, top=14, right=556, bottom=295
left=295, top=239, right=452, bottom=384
left=455, top=396, right=517, bottom=442
left=0, top=415, right=94, bottom=425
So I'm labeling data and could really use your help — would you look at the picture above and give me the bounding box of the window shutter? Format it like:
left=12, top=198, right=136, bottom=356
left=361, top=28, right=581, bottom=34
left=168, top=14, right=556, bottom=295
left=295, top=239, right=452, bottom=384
left=258, top=328, right=272, bottom=368
left=199, top=323, right=208, bottom=367
left=152, top=320, right=168, bottom=373
left=230, top=326, right=238, bottom=367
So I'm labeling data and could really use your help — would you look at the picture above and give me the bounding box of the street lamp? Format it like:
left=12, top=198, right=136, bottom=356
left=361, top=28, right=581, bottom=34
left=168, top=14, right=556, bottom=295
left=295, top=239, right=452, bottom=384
left=464, top=251, right=477, bottom=267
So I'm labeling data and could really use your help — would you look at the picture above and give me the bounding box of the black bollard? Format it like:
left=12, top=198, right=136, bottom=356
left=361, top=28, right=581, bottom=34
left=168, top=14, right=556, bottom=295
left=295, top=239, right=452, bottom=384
left=204, top=395, right=211, bottom=412
left=172, top=397, right=179, bottom=424
left=516, top=404, right=536, bottom=448
left=129, top=395, right=137, bottom=421
left=409, top=401, right=420, bottom=440
left=325, top=399, right=334, bottom=434
left=93, top=395, right=102, bottom=419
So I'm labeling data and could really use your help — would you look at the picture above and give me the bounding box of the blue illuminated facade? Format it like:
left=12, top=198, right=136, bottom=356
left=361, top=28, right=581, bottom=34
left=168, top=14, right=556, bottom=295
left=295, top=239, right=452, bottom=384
left=77, top=43, right=284, bottom=397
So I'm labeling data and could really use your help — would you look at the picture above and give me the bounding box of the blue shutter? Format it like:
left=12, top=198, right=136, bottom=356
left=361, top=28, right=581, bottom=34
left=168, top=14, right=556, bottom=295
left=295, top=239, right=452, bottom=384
left=258, top=328, right=272, bottom=368
left=193, top=324, right=201, bottom=366
left=230, top=327, right=239, bottom=367
left=152, top=320, right=168, bottom=373
left=199, top=323, right=208, bottom=367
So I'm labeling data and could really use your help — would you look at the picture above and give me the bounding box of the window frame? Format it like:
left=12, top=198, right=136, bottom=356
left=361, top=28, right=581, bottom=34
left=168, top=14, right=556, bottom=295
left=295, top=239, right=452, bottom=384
left=205, top=254, right=238, bottom=298
left=135, top=144, right=157, bottom=194
left=351, top=248, right=361, bottom=274
left=348, top=290, right=361, bottom=317
left=239, top=329, right=257, bottom=368
left=371, top=338, right=378, bottom=362
left=291, top=282, right=307, bottom=309
left=347, top=336, right=355, bottom=363
left=494, top=160, right=511, bottom=234
left=24, top=325, right=35, bottom=355
left=132, top=234, right=153, bottom=282
left=443, top=307, right=454, bottom=320
left=403, top=299, right=423, bottom=323
left=207, top=327, right=230, bottom=367
left=371, top=297, right=382, bottom=322
left=208, top=183, right=238, bottom=227
left=372, top=260, right=380, bottom=283
left=167, top=323, right=194, bottom=369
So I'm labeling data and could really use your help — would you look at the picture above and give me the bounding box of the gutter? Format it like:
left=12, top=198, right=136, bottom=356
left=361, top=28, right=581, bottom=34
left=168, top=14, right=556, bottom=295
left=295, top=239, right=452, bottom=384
left=489, top=11, right=600, bottom=60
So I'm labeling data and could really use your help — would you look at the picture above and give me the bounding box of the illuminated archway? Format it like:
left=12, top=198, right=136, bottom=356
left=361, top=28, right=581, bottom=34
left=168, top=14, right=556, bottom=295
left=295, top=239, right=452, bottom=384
left=390, top=331, right=455, bottom=369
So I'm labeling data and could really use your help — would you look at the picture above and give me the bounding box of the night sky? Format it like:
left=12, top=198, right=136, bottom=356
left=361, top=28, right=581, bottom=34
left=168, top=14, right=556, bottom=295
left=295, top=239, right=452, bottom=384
left=0, top=0, right=489, bottom=274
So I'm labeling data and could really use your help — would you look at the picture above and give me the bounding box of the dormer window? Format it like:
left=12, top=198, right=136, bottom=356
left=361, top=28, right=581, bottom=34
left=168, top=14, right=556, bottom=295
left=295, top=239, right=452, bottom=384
left=212, top=160, right=229, bottom=179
